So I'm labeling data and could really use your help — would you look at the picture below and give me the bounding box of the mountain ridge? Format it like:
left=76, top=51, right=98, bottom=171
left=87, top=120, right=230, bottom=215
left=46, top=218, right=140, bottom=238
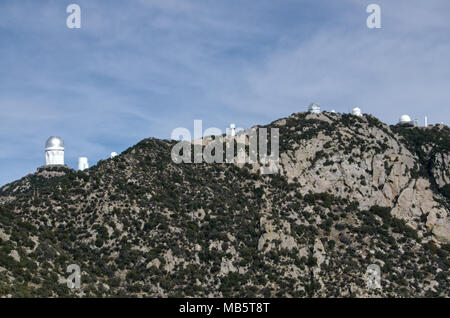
left=0, top=111, right=449, bottom=297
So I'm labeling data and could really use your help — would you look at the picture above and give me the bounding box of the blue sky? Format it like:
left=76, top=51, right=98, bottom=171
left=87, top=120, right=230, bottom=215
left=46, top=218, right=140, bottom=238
left=0, top=0, right=449, bottom=186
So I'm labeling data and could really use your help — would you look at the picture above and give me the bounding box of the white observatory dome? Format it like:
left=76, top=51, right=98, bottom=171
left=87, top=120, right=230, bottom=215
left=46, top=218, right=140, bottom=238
left=352, top=107, right=362, bottom=116
left=308, top=103, right=321, bottom=114
left=399, top=114, right=412, bottom=124
left=45, top=136, right=65, bottom=166
left=45, top=136, right=64, bottom=150
left=110, top=152, right=118, bottom=159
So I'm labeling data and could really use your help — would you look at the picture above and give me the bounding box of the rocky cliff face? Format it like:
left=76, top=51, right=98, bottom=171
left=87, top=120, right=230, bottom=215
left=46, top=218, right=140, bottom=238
left=0, top=112, right=448, bottom=298
left=274, top=113, right=449, bottom=244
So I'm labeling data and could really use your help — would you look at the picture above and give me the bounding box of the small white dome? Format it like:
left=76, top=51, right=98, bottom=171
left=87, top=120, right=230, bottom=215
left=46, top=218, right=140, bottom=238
left=110, top=152, right=118, bottom=158
left=352, top=107, right=362, bottom=116
left=45, top=136, right=64, bottom=150
left=308, top=103, right=321, bottom=113
left=399, top=114, right=412, bottom=124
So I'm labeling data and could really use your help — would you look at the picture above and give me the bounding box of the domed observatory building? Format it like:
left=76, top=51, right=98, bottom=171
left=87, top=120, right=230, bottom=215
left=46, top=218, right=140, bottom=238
left=399, top=114, right=414, bottom=127
left=352, top=107, right=362, bottom=116
left=45, top=136, right=65, bottom=166
left=308, top=103, right=321, bottom=114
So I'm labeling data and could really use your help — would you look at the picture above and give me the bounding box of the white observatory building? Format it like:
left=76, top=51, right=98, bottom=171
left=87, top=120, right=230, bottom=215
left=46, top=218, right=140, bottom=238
left=308, top=103, right=321, bottom=114
left=110, top=152, right=118, bottom=159
left=45, top=136, right=65, bottom=166
left=78, top=157, right=89, bottom=171
left=228, top=124, right=236, bottom=137
left=399, top=114, right=414, bottom=127
left=352, top=107, right=362, bottom=116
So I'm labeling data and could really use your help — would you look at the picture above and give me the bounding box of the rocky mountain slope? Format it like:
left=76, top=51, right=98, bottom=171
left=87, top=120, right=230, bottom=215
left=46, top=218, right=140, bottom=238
left=0, top=111, right=449, bottom=297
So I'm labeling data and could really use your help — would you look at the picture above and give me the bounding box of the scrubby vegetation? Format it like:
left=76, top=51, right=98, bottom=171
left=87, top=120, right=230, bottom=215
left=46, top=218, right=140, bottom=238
left=0, top=112, right=448, bottom=298
left=393, top=125, right=450, bottom=203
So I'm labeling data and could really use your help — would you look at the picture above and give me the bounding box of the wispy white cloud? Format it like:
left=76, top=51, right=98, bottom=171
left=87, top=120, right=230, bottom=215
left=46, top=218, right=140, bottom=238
left=218, top=0, right=450, bottom=124
left=0, top=0, right=449, bottom=185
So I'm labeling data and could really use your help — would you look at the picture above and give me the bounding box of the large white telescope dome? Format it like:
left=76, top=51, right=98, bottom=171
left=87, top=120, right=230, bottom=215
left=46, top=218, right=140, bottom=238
left=45, top=136, right=64, bottom=166
left=45, top=136, right=64, bottom=150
